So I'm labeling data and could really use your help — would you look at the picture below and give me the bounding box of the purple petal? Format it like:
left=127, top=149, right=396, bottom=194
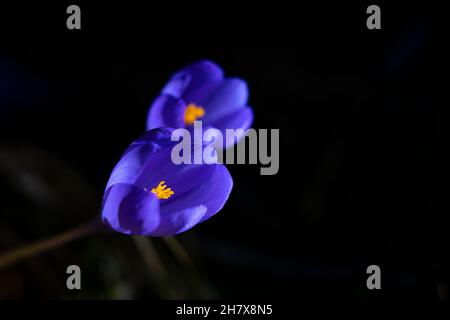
left=133, top=161, right=232, bottom=235
left=105, top=128, right=176, bottom=190
left=143, top=164, right=232, bottom=236
left=134, top=146, right=215, bottom=192
left=130, top=127, right=175, bottom=148
left=146, top=94, right=186, bottom=131
left=101, top=182, right=209, bottom=237
left=101, top=183, right=161, bottom=235
left=200, top=78, right=249, bottom=123
left=145, top=205, right=208, bottom=236
left=162, top=60, right=224, bottom=103
left=161, top=164, right=218, bottom=200
left=161, top=164, right=233, bottom=225
left=210, top=106, right=254, bottom=148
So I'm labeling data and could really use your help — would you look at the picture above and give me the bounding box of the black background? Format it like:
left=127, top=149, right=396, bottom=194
left=1, top=2, right=449, bottom=299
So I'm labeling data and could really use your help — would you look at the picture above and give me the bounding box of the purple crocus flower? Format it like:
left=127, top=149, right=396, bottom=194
left=101, top=128, right=233, bottom=236
left=146, top=60, right=253, bottom=147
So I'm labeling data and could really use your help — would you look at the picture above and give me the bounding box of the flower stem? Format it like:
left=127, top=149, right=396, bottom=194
left=0, top=218, right=103, bottom=270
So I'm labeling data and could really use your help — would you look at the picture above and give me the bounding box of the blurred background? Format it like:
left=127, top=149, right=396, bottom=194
left=0, top=2, right=449, bottom=299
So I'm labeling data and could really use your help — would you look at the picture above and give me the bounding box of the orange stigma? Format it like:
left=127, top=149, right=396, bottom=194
left=184, top=103, right=205, bottom=125
left=148, top=181, right=174, bottom=199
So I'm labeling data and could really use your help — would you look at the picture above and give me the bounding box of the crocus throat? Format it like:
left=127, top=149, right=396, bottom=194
left=146, top=181, right=174, bottom=199
left=184, top=103, right=205, bottom=125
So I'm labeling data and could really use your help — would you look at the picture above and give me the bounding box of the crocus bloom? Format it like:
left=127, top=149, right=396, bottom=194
left=146, top=60, right=253, bottom=147
left=101, top=128, right=233, bottom=236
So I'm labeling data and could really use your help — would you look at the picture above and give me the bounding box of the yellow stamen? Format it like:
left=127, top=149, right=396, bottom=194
left=150, top=181, right=174, bottom=199
left=184, top=103, right=205, bottom=125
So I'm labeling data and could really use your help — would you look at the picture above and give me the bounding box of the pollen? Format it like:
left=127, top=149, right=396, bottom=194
left=148, top=181, right=174, bottom=199
left=184, top=103, right=205, bottom=125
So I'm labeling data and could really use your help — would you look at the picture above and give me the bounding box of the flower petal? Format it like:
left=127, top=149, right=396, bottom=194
left=105, top=128, right=175, bottom=190
left=200, top=78, right=249, bottom=123
left=146, top=94, right=186, bottom=131
left=209, top=106, right=254, bottom=148
left=132, top=162, right=232, bottom=235
left=101, top=183, right=161, bottom=235
left=162, top=60, right=224, bottom=103
left=134, top=146, right=214, bottom=192
left=146, top=205, right=208, bottom=236
left=161, top=164, right=233, bottom=225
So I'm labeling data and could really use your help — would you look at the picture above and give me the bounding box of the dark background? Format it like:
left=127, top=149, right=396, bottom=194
left=0, top=2, right=449, bottom=299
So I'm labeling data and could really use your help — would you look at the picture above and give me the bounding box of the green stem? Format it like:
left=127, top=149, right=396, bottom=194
left=0, top=218, right=103, bottom=270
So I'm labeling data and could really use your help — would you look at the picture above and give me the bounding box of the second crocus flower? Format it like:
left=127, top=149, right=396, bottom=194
left=146, top=60, right=253, bottom=147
